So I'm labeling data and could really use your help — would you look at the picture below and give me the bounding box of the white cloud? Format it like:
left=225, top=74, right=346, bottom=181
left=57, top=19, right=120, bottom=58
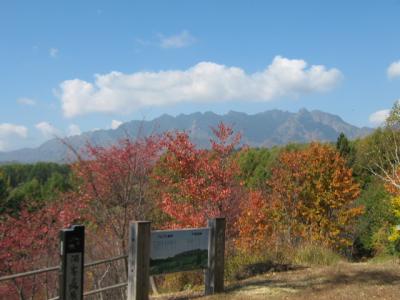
left=369, top=109, right=390, bottom=126
left=68, top=124, right=81, bottom=136
left=0, top=123, right=28, bottom=151
left=17, top=97, right=36, bottom=106
left=36, top=122, right=82, bottom=138
left=58, top=56, right=342, bottom=118
left=159, top=30, right=196, bottom=49
left=35, top=122, right=60, bottom=138
left=49, top=48, right=59, bottom=58
left=388, top=60, right=400, bottom=79
left=0, top=123, right=28, bottom=138
left=111, top=120, right=123, bottom=129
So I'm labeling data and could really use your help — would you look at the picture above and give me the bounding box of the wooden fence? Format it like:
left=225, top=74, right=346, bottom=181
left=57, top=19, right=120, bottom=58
left=0, top=218, right=225, bottom=300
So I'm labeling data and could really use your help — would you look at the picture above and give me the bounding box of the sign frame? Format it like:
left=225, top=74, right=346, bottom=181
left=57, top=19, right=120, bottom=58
left=127, top=218, right=226, bottom=300
left=150, top=227, right=210, bottom=275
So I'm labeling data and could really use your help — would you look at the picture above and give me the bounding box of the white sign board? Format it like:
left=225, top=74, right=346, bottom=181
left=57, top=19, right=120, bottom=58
left=150, top=227, right=209, bottom=274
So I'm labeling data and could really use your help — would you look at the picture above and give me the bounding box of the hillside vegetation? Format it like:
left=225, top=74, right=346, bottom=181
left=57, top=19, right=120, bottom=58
left=1, top=103, right=400, bottom=299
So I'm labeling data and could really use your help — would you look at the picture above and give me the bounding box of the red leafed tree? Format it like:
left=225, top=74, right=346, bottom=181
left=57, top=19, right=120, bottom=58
left=0, top=197, right=82, bottom=300
left=235, top=190, right=277, bottom=252
left=154, top=123, right=243, bottom=232
left=70, top=136, right=162, bottom=269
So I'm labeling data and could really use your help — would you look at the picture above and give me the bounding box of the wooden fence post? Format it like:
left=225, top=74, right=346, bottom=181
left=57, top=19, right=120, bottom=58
left=205, top=217, right=226, bottom=295
left=59, top=225, right=85, bottom=300
left=127, top=221, right=151, bottom=300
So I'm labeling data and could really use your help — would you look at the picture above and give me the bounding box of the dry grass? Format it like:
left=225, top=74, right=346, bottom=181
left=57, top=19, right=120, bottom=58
left=152, top=261, right=400, bottom=300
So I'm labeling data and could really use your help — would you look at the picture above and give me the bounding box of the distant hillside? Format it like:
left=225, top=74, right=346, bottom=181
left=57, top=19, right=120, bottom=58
left=0, top=109, right=372, bottom=163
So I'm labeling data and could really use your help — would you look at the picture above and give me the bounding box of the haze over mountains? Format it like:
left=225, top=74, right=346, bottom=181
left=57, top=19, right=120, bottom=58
left=0, top=109, right=372, bottom=163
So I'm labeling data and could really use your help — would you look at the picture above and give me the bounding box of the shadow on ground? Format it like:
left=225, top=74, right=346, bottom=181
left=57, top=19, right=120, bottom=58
left=223, top=263, right=400, bottom=299
left=234, top=261, right=307, bottom=280
left=152, top=262, right=400, bottom=300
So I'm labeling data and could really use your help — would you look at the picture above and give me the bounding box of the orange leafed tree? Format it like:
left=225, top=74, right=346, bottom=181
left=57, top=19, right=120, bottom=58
left=237, top=142, right=362, bottom=251
left=235, top=190, right=277, bottom=251
left=268, top=142, right=362, bottom=249
left=154, top=123, right=243, bottom=232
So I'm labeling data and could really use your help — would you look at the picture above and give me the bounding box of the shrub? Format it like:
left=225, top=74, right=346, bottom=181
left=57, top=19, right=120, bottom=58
left=293, top=244, right=342, bottom=266
left=225, top=250, right=272, bottom=281
left=156, top=271, right=203, bottom=292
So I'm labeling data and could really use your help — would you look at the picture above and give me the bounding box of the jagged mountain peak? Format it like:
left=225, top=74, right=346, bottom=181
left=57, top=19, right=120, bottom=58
left=0, top=109, right=372, bottom=163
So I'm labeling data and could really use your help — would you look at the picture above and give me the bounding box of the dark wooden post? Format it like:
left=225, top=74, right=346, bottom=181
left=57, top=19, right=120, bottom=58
left=127, top=221, right=151, bottom=300
left=59, top=225, right=85, bottom=300
left=205, top=217, right=226, bottom=295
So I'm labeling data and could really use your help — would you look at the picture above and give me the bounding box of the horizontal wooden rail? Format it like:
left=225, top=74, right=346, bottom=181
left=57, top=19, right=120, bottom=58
left=0, top=266, right=60, bottom=282
left=84, top=282, right=128, bottom=297
left=0, top=255, right=128, bottom=282
left=48, top=282, right=128, bottom=300
left=84, top=254, right=128, bottom=268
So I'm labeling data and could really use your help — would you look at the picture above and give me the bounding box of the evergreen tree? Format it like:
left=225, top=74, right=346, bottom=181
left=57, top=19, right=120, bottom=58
left=336, top=132, right=351, bottom=157
left=0, top=173, right=9, bottom=201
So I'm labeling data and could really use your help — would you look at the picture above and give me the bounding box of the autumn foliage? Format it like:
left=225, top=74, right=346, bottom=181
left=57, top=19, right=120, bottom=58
left=235, top=190, right=276, bottom=251
left=71, top=136, right=162, bottom=260
left=0, top=197, right=82, bottom=299
left=237, top=143, right=363, bottom=251
left=154, top=123, right=243, bottom=230
left=0, top=125, right=371, bottom=299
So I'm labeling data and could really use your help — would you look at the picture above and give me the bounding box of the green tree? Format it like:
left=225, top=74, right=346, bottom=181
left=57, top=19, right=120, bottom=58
left=354, top=178, right=395, bottom=256
left=386, top=100, right=400, bottom=129
left=0, top=162, right=74, bottom=214
left=3, top=179, right=43, bottom=213
left=236, top=147, right=279, bottom=190
left=336, top=132, right=356, bottom=168
left=0, top=172, right=10, bottom=208
left=336, top=132, right=351, bottom=156
left=360, top=100, right=400, bottom=192
left=42, top=172, right=73, bottom=199
left=353, top=126, right=400, bottom=190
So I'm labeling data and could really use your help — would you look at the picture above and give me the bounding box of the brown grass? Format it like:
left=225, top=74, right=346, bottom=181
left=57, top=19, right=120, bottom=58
left=151, top=261, right=400, bottom=300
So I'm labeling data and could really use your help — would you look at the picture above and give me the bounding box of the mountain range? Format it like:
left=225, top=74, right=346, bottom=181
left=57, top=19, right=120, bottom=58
left=0, top=109, right=372, bottom=163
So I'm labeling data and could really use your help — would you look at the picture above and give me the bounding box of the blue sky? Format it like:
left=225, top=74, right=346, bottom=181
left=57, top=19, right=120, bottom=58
left=0, top=0, right=399, bottom=151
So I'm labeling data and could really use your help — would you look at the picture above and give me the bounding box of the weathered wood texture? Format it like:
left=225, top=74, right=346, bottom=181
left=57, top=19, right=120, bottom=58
left=127, top=221, right=151, bottom=300
left=205, top=217, right=226, bottom=295
left=59, top=225, right=85, bottom=300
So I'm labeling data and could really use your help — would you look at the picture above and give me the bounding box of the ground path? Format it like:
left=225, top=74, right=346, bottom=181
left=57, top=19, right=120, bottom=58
left=153, top=261, right=400, bottom=300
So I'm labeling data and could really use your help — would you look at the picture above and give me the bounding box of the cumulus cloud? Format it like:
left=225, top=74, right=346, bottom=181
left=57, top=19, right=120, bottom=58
left=0, top=123, right=28, bottom=138
left=0, top=123, right=28, bottom=151
left=17, top=97, right=36, bottom=106
left=111, top=120, right=123, bottom=129
left=36, top=122, right=83, bottom=138
left=35, top=122, right=60, bottom=138
left=68, top=124, right=81, bottom=136
left=369, top=109, right=390, bottom=126
left=388, top=60, right=400, bottom=79
left=159, top=30, right=196, bottom=48
left=49, top=48, right=59, bottom=58
left=58, top=56, right=342, bottom=118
